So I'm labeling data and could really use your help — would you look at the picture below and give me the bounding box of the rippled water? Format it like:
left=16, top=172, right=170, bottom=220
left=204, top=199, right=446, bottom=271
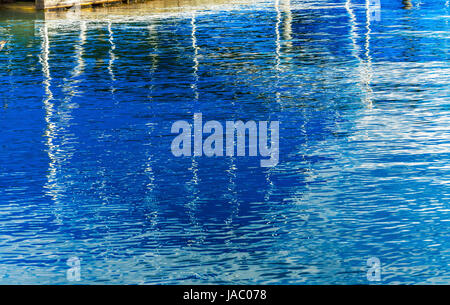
left=0, top=0, right=449, bottom=284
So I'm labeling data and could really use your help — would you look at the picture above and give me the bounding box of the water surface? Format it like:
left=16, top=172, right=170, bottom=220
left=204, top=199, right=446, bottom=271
left=0, top=0, right=449, bottom=284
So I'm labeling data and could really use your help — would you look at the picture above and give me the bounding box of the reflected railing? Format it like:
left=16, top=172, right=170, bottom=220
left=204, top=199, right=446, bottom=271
left=107, top=21, right=117, bottom=93
left=2, top=24, right=13, bottom=109
left=186, top=13, right=203, bottom=243
left=43, top=0, right=260, bottom=20
left=40, top=20, right=86, bottom=211
left=39, top=21, right=57, bottom=206
left=345, top=0, right=374, bottom=108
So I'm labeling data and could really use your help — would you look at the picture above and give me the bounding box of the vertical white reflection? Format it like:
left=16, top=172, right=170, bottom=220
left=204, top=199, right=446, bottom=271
left=39, top=22, right=57, bottom=206
left=345, top=0, right=362, bottom=62
left=73, top=20, right=86, bottom=79
left=40, top=22, right=58, bottom=206
left=62, top=20, right=85, bottom=105
left=275, top=0, right=282, bottom=73
left=266, top=0, right=284, bottom=199
left=4, top=27, right=13, bottom=108
left=274, top=0, right=283, bottom=111
left=364, top=0, right=374, bottom=107
left=144, top=23, right=159, bottom=240
left=224, top=156, right=239, bottom=226
left=446, top=0, right=449, bottom=55
left=43, top=20, right=86, bottom=213
left=282, top=0, right=293, bottom=53
left=191, top=12, right=199, bottom=101
left=187, top=12, right=202, bottom=245
left=345, top=0, right=373, bottom=108
left=146, top=23, right=159, bottom=195
left=446, top=1, right=449, bottom=28
left=107, top=21, right=116, bottom=93
left=190, top=12, right=200, bottom=190
left=148, top=23, right=158, bottom=98
left=40, top=23, right=53, bottom=107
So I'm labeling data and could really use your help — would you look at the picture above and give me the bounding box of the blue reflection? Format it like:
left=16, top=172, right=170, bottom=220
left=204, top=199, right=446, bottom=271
left=0, top=0, right=449, bottom=284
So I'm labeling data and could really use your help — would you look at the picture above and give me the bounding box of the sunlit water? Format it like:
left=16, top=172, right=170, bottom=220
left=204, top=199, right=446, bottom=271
left=0, top=0, right=449, bottom=284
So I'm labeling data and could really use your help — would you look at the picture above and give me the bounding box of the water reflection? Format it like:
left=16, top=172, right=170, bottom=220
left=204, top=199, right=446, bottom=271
left=1, top=0, right=450, bottom=284
left=363, top=0, right=374, bottom=107
left=39, top=22, right=56, bottom=207
left=107, top=21, right=117, bottom=92
left=42, top=20, right=85, bottom=211
left=345, top=0, right=374, bottom=107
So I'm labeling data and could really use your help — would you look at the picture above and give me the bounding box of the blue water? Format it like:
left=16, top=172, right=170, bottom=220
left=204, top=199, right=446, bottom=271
left=0, top=0, right=449, bottom=284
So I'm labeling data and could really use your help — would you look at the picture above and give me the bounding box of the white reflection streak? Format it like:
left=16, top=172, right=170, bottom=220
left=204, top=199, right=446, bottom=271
left=274, top=0, right=283, bottom=110
left=108, top=21, right=116, bottom=92
left=148, top=23, right=158, bottom=97
left=5, top=27, right=13, bottom=108
left=187, top=12, right=201, bottom=239
left=146, top=23, right=158, bottom=194
left=267, top=0, right=287, bottom=197
left=73, top=20, right=86, bottom=78
left=144, top=24, right=159, bottom=247
left=282, top=0, right=293, bottom=52
left=345, top=0, right=362, bottom=62
left=40, top=22, right=57, bottom=205
left=275, top=0, right=282, bottom=73
left=345, top=0, right=373, bottom=108
left=446, top=1, right=449, bottom=29
left=64, top=20, right=85, bottom=102
left=190, top=12, right=199, bottom=190
left=43, top=21, right=86, bottom=212
left=40, top=24, right=53, bottom=106
left=364, top=0, right=374, bottom=107
left=225, top=156, right=239, bottom=225
left=191, top=12, right=199, bottom=101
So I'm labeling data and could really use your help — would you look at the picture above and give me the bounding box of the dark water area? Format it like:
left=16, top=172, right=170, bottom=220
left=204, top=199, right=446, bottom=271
left=0, top=0, right=449, bottom=284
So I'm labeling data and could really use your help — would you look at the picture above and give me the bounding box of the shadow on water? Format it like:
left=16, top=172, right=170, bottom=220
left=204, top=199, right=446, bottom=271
left=402, top=0, right=413, bottom=9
